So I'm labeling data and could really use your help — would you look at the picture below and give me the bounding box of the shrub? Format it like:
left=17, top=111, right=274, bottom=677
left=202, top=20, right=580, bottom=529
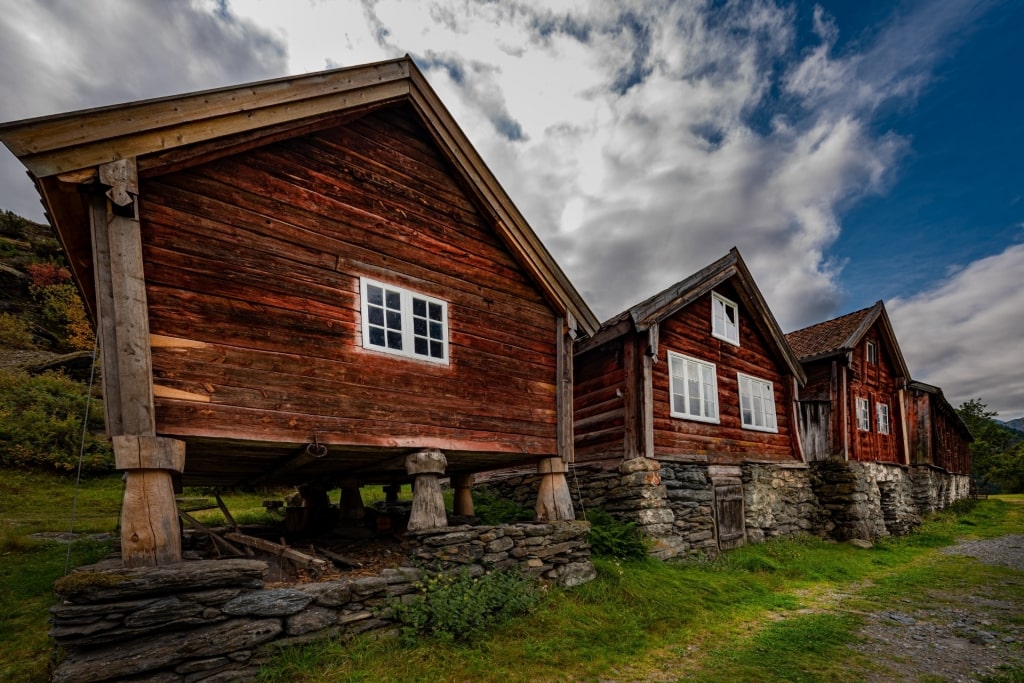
left=30, top=280, right=94, bottom=351
left=585, top=508, right=650, bottom=560
left=471, top=489, right=535, bottom=524
left=0, top=209, right=31, bottom=239
left=0, top=313, right=34, bottom=349
left=392, top=568, right=544, bottom=645
left=0, top=369, right=112, bottom=472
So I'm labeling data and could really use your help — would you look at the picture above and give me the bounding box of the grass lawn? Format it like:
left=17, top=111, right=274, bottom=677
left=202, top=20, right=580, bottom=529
left=2, top=469, right=1021, bottom=683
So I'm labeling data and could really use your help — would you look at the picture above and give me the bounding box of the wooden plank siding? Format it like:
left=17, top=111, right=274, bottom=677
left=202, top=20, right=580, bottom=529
left=572, top=339, right=627, bottom=463
left=845, top=330, right=904, bottom=464
left=652, top=284, right=799, bottom=464
left=138, top=104, right=561, bottom=482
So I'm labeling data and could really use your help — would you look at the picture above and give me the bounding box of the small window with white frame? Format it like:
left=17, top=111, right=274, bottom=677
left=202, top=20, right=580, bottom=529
left=711, top=292, right=739, bottom=345
left=856, top=397, right=870, bottom=431
left=876, top=402, right=890, bottom=435
left=360, top=277, right=448, bottom=364
left=738, top=373, right=778, bottom=432
left=668, top=351, right=719, bottom=423
left=866, top=340, right=878, bottom=365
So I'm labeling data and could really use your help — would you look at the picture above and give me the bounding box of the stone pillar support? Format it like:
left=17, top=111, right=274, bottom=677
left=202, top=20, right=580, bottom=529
left=113, top=435, right=186, bottom=567
left=405, top=449, right=448, bottom=531
left=452, top=473, right=475, bottom=516
left=536, top=457, right=575, bottom=522
left=338, top=477, right=365, bottom=523
left=383, top=483, right=402, bottom=506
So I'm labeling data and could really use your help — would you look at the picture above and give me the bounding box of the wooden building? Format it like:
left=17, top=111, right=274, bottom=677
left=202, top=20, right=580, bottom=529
left=573, top=249, right=808, bottom=552
left=786, top=301, right=910, bottom=464
left=575, top=248, right=806, bottom=467
left=905, top=381, right=972, bottom=475
left=0, top=57, right=598, bottom=566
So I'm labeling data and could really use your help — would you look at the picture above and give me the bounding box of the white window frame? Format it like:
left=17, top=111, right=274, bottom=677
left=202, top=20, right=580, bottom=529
left=711, top=292, right=740, bottom=346
left=866, top=340, right=878, bottom=365
left=877, top=402, right=890, bottom=435
left=360, top=277, right=449, bottom=364
left=856, top=397, right=871, bottom=431
left=668, top=350, right=719, bottom=423
left=738, top=373, right=778, bottom=433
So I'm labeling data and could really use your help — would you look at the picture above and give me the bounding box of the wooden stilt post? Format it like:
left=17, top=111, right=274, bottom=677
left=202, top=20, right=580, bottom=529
left=338, top=477, right=365, bottom=523
left=536, top=457, right=575, bottom=522
left=452, top=473, right=474, bottom=516
left=405, top=449, right=448, bottom=531
left=92, top=158, right=184, bottom=567
left=383, top=483, right=401, bottom=506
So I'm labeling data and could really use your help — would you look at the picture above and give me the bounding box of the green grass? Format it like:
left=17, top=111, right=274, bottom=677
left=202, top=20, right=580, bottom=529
left=3, top=470, right=1022, bottom=683
left=260, top=497, right=1024, bottom=683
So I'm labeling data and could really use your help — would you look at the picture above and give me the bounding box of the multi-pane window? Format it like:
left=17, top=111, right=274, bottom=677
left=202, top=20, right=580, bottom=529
left=866, top=340, right=878, bottom=364
left=711, top=292, right=739, bottom=345
left=668, top=351, right=719, bottom=423
left=856, top=397, right=870, bottom=431
left=877, top=403, right=890, bottom=435
left=738, top=374, right=778, bottom=432
left=360, top=277, right=448, bottom=363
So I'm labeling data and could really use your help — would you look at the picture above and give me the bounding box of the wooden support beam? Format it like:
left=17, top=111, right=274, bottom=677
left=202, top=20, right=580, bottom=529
left=405, top=449, right=448, bottom=532
left=224, top=533, right=331, bottom=575
left=452, top=473, right=474, bottom=516
left=177, top=509, right=246, bottom=557
left=556, top=317, right=574, bottom=463
left=535, top=457, right=575, bottom=522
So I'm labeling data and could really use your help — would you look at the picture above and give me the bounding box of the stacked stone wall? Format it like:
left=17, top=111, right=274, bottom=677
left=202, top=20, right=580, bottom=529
left=742, top=464, right=830, bottom=543
left=51, top=522, right=594, bottom=683
left=811, top=461, right=920, bottom=540
left=910, top=466, right=972, bottom=514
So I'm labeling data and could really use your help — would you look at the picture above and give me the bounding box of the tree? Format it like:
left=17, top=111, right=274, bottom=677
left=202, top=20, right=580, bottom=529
left=957, top=399, right=1024, bottom=493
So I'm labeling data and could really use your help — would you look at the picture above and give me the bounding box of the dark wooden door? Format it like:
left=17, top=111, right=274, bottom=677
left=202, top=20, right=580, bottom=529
left=714, top=483, right=746, bottom=551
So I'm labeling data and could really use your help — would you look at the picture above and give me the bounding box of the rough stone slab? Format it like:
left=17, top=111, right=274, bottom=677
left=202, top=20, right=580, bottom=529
left=52, top=618, right=281, bottom=683
left=223, top=589, right=312, bottom=617
left=350, top=576, right=388, bottom=598
left=286, top=606, right=338, bottom=635
left=618, top=457, right=660, bottom=474
left=175, top=657, right=230, bottom=674
left=56, top=560, right=268, bottom=602
left=296, top=581, right=351, bottom=607
left=51, top=597, right=159, bottom=621
left=423, top=531, right=476, bottom=547
left=126, top=597, right=203, bottom=627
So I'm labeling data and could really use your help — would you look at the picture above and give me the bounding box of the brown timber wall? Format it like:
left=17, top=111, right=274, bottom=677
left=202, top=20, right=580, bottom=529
left=652, top=286, right=799, bottom=463
left=846, top=329, right=903, bottom=464
left=139, top=104, right=559, bottom=479
left=573, top=339, right=627, bottom=463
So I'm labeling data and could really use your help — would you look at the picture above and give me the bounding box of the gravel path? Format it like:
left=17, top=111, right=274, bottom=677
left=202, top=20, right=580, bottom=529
left=853, top=535, right=1024, bottom=682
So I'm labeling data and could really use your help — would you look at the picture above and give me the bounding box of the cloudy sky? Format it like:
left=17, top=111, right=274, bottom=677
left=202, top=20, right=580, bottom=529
left=0, top=0, right=1021, bottom=419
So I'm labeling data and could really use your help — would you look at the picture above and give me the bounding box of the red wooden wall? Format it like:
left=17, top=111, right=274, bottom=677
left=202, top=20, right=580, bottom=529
left=139, top=104, right=560, bottom=474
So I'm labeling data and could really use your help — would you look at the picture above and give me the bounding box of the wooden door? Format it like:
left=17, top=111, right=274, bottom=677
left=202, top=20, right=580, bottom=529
left=714, top=483, right=746, bottom=551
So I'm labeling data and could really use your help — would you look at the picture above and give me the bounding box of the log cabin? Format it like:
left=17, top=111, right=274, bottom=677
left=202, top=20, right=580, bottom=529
left=905, top=381, right=972, bottom=474
left=0, top=57, right=599, bottom=566
left=572, top=249, right=808, bottom=552
left=785, top=301, right=909, bottom=464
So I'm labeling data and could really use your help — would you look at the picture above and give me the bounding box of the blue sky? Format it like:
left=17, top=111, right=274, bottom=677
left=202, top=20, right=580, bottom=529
left=0, top=0, right=1020, bottom=418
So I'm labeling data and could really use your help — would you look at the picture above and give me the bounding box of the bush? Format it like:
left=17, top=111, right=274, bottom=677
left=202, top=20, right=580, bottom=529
left=585, top=508, right=650, bottom=560
left=471, top=489, right=535, bottom=524
left=0, top=369, right=112, bottom=472
left=30, top=278, right=94, bottom=351
left=0, top=313, right=34, bottom=349
left=392, top=568, right=544, bottom=645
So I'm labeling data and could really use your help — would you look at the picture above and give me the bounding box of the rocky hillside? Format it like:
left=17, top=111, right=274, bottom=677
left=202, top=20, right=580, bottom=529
left=0, top=209, right=95, bottom=378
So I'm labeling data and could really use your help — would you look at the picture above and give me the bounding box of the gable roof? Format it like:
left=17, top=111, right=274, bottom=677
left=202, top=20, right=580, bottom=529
left=0, top=56, right=598, bottom=336
left=577, top=248, right=806, bottom=383
left=785, top=300, right=911, bottom=381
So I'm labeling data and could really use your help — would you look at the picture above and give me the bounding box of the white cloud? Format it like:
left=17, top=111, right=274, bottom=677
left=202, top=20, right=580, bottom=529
left=889, top=243, right=1024, bottom=419
left=0, top=0, right=1015, bottom=414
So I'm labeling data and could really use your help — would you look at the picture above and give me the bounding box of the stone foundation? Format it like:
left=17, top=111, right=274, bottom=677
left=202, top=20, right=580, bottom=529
left=483, top=459, right=972, bottom=559
left=51, top=521, right=594, bottom=683
left=810, top=461, right=920, bottom=540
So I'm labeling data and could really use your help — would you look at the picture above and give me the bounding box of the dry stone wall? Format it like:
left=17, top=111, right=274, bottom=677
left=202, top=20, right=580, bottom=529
left=742, top=464, right=830, bottom=543
left=50, top=522, right=594, bottom=683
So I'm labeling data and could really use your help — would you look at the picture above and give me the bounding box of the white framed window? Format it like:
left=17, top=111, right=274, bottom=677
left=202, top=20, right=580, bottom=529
left=668, top=351, right=719, bottom=423
left=738, top=373, right=778, bottom=432
left=877, top=403, right=890, bottom=435
left=711, top=292, right=739, bottom=345
left=856, top=397, right=870, bottom=431
left=866, top=340, right=878, bottom=364
left=360, top=277, right=448, bottom=364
